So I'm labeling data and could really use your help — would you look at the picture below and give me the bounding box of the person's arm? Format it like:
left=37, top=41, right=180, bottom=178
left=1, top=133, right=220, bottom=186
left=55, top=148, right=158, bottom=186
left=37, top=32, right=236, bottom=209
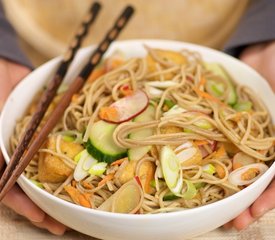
left=223, top=0, right=275, bottom=230
left=0, top=2, right=66, bottom=235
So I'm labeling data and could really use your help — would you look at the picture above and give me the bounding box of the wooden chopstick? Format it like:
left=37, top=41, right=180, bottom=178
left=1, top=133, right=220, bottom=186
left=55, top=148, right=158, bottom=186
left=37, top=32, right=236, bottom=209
left=0, top=1, right=101, bottom=198
left=0, top=5, right=134, bottom=201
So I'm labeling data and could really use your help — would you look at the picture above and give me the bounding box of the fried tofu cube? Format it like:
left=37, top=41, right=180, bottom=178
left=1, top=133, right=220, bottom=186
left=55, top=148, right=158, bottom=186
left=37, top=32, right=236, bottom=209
left=38, top=136, right=83, bottom=183
left=119, top=160, right=156, bottom=194
left=160, top=126, right=183, bottom=134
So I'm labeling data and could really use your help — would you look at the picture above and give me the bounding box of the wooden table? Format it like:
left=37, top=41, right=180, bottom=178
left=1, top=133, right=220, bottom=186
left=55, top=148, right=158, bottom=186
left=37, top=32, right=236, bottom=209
left=1, top=203, right=274, bottom=240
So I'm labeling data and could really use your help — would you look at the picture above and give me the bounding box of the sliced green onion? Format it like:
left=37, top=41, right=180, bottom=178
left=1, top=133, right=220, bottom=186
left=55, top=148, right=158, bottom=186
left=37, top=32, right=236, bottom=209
left=206, top=80, right=224, bottom=97
left=233, top=101, right=252, bottom=112
left=150, top=179, right=165, bottom=188
left=183, top=128, right=193, bottom=133
left=88, top=162, right=107, bottom=176
left=163, top=104, right=186, bottom=117
left=74, top=149, right=86, bottom=162
left=182, top=180, right=197, bottom=200
left=193, top=119, right=213, bottom=130
left=163, top=99, right=176, bottom=110
left=62, top=135, right=75, bottom=142
left=181, top=180, right=197, bottom=200
left=194, top=182, right=206, bottom=189
left=30, top=179, right=44, bottom=189
left=202, top=164, right=216, bottom=175
left=160, top=146, right=182, bottom=195
left=163, top=191, right=180, bottom=201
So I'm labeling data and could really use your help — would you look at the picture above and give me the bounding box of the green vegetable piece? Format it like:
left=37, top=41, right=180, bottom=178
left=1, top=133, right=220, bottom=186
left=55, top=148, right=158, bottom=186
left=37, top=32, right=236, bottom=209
left=194, top=182, right=206, bottom=189
left=202, top=164, right=216, bottom=175
left=74, top=149, right=86, bottom=163
left=160, top=146, right=181, bottom=195
left=205, top=63, right=237, bottom=105
left=205, top=80, right=224, bottom=97
left=89, top=162, right=108, bottom=176
left=30, top=179, right=44, bottom=189
left=164, top=99, right=176, bottom=110
left=150, top=179, right=165, bottom=188
left=182, top=180, right=197, bottom=200
left=128, top=105, right=155, bottom=161
left=163, top=192, right=180, bottom=201
left=62, top=135, right=75, bottom=142
left=87, top=120, right=127, bottom=163
left=233, top=101, right=252, bottom=112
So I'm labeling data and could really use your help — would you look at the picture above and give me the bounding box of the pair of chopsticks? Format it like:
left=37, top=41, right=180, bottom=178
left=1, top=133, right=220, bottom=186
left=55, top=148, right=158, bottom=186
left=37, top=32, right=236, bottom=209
left=0, top=2, right=134, bottom=201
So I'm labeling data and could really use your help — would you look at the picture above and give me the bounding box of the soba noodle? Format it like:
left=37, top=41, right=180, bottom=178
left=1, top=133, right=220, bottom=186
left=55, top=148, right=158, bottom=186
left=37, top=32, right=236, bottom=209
left=10, top=47, right=275, bottom=214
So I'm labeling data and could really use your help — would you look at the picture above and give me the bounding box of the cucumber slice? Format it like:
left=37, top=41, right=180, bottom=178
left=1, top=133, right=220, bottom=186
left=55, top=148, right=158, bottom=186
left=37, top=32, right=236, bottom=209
left=205, top=63, right=237, bottom=105
left=128, top=105, right=155, bottom=161
left=160, top=146, right=182, bottom=194
left=86, top=120, right=127, bottom=163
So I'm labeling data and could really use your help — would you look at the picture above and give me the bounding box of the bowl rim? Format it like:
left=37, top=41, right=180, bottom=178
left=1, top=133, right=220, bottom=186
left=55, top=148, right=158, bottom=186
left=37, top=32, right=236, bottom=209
left=1, top=39, right=274, bottom=220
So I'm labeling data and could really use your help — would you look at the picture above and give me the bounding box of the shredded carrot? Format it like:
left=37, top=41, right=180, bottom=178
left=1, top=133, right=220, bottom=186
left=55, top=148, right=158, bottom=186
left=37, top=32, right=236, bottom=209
left=214, top=164, right=226, bottom=178
left=99, top=106, right=119, bottom=121
left=193, top=87, right=226, bottom=106
left=106, top=59, right=124, bottom=71
left=198, top=76, right=206, bottom=88
left=214, top=144, right=226, bottom=158
left=98, top=173, right=115, bottom=187
left=194, top=140, right=209, bottom=146
left=111, top=157, right=128, bottom=166
left=64, top=185, right=92, bottom=208
left=71, top=94, right=79, bottom=103
left=87, top=68, right=105, bottom=83
left=82, top=181, right=93, bottom=190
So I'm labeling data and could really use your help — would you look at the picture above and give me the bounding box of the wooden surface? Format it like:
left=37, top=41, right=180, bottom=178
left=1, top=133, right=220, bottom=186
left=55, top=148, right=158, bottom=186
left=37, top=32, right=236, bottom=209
left=1, top=203, right=275, bottom=240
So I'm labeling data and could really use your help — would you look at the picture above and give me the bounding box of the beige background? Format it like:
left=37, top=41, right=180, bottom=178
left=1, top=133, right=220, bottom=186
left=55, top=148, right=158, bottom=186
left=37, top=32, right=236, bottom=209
left=0, top=203, right=275, bottom=240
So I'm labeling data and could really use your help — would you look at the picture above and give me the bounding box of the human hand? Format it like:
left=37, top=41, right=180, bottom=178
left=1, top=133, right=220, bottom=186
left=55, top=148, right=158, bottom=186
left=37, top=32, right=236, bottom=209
left=224, top=41, right=275, bottom=230
left=0, top=58, right=66, bottom=235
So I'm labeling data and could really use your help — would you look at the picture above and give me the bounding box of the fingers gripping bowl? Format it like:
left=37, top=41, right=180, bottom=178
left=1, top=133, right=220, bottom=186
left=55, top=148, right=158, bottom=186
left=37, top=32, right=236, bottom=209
left=1, top=40, right=275, bottom=240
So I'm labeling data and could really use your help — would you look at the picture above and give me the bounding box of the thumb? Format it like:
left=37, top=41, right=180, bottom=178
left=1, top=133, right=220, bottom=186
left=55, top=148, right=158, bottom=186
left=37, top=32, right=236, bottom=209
left=251, top=179, right=275, bottom=218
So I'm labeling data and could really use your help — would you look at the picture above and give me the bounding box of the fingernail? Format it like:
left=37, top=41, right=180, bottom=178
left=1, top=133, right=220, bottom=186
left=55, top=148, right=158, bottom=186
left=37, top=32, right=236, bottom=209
left=50, top=226, right=66, bottom=236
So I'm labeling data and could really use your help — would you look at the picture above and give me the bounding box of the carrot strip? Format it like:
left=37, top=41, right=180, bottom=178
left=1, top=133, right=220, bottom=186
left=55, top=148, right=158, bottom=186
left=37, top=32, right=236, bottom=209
left=198, top=76, right=206, bottom=88
left=215, top=164, right=226, bottom=178
left=71, top=94, right=79, bottom=103
left=98, top=173, right=115, bottom=187
left=111, top=157, right=128, bottom=166
left=194, top=140, right=209, bottom=146
left=214, top=145, right=226, bottom=158
left=193, top=87, right=226, bottom=106
left=87, top=68, right=105, bottom=83
left=64, top=185, right=92, bottom=208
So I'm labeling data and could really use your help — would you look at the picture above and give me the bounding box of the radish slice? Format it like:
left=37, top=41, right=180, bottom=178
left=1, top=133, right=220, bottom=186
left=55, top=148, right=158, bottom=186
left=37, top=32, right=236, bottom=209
left=228, top=163, right=268, bottom=186
left=99, top=90, right=149, bottom=123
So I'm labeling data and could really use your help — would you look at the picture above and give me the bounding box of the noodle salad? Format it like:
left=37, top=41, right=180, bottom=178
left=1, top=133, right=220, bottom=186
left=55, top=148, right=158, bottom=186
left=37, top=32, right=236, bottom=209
left=11, top=47, right=275, bottom=214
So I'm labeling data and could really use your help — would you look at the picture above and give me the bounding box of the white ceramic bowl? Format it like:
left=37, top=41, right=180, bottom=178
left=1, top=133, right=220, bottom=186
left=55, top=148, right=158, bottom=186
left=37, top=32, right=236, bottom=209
left=1, top=40, right=275, bottom=240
